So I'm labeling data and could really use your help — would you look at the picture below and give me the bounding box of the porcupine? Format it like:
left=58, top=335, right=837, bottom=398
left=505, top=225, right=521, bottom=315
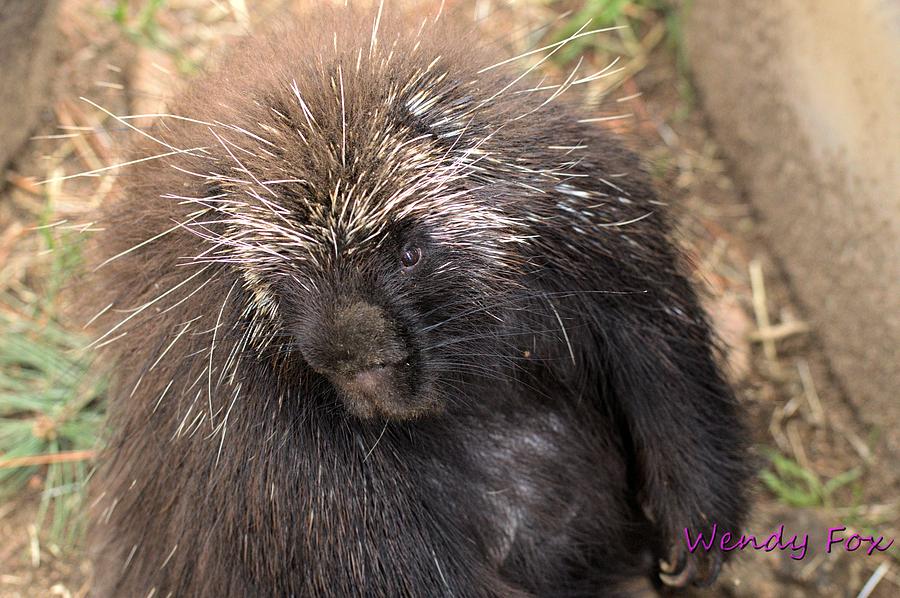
left=85, top=3, right=750, bottom=596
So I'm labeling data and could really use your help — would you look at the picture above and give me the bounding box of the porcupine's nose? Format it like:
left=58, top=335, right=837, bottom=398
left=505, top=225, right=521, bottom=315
left=300, top=300, right=407, bottom=384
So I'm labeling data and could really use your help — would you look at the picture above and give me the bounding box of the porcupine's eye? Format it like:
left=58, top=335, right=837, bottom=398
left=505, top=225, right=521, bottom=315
left=400, top=245, right=423, bottom=270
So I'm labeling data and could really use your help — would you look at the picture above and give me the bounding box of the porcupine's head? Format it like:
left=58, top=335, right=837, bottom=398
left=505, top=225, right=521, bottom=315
left=137, top=8, right=571, bottom=421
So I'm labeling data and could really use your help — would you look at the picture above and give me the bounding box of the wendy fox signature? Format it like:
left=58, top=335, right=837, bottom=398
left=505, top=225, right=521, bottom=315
left=684, top=524, right=895, bottom=561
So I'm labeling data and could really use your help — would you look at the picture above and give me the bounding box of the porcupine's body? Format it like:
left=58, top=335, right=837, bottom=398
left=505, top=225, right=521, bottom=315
left=87, top=5, right=749, bottom=597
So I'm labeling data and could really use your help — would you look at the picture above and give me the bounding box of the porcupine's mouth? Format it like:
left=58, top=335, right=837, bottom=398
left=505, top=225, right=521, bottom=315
left=326, top=359, right=435, bottom=421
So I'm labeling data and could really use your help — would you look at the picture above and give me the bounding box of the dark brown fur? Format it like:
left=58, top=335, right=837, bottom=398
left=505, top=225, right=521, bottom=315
left=85, top=5, right=750, bottom=596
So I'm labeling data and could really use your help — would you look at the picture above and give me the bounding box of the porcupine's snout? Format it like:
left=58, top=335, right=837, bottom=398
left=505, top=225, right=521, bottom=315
left=299, top=300, right=420, bottom=420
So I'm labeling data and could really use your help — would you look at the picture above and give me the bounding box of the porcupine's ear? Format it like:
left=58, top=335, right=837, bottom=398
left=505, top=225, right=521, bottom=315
left=598, top=298, right=750, bottom=587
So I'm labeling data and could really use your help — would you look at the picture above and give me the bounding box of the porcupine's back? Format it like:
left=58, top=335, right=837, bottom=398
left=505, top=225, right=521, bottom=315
left=84, top=5, right=691, bottom=597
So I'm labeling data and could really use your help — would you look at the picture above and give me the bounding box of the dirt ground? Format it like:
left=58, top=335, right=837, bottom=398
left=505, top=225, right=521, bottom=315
left=0, top=1, right=895, bottom=596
